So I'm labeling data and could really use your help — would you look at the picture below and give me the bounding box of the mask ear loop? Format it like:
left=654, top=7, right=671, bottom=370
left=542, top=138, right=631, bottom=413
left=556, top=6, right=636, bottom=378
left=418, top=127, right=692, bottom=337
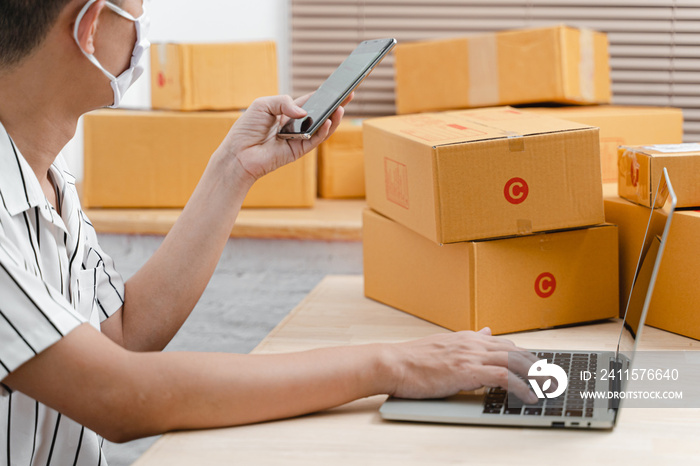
left=103, top=1, right=141, bottom=22
left=73, top=0, right=144, bottom=81
left=73, top=0, right=118, bottom=81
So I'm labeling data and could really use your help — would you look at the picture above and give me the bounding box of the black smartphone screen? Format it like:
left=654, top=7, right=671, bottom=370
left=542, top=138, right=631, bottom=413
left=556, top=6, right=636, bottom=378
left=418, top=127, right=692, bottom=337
left=279, top=38, right=396, bottom=138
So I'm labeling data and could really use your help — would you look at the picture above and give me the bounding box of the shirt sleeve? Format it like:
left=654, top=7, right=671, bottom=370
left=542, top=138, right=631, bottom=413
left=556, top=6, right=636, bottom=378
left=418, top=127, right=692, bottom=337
left=79, top=210, right=125, bottom=323
left=0, top=230, right=86, bottom=381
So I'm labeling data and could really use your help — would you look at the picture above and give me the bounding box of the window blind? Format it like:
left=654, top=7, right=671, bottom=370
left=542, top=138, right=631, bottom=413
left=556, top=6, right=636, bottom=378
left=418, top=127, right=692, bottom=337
left=291, top=0, right=700, bottom=141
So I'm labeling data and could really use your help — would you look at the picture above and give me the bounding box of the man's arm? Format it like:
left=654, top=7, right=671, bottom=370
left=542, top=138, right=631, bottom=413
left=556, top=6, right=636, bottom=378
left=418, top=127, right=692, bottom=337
left=2, top=323, right=538, bottom=443
left=101, top=95, right=342, bottom=352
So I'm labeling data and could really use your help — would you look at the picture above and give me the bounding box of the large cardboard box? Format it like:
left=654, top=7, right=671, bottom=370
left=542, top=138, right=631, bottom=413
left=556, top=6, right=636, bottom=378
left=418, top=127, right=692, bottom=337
left=394, top=26, right=611, bottom=115
left=642, top=210, right=700, bottom=340
left=604, top=189, right=700, bottom=339
left=618, top=143, right=700, bottom=208
left=151, top=41, right=278, bottom=111
left=83, top=110, right=316, bottom=209
left=318, top=119, right=365, bottom=199
left=363, top=209, right=619, bottom=334
left=526, top=106, right=683, bottom=184
left=363, top=107, right=605, bottom=244
left=603, top=192, right=665, bottom=316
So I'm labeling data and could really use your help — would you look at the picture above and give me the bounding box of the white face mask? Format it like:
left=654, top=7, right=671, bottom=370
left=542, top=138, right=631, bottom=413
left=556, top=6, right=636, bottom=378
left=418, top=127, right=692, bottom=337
left=73, top=0, right=150, bottom=108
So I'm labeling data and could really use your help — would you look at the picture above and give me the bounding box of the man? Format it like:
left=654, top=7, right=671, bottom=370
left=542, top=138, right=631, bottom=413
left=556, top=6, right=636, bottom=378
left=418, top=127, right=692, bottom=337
left=0, top=0, right=539, bottom=464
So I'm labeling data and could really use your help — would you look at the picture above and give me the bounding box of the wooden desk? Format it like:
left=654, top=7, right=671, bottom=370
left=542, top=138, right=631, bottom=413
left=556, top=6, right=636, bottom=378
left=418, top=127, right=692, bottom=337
left=134, top=275, right=700, bottom=465
left=84, top=199, right=365, bottom=241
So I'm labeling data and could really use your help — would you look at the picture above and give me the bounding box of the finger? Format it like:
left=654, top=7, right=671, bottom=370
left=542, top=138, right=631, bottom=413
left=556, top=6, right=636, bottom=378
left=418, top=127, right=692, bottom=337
left=324, top=104, right=345, bottom=138
left=505, top=351, right=539, bottom=380
left=305, top=104, right=345, bottom=149
left=479, top=366, right=538, bottom=404
left=478, top=327, right=492, bottom=335
left=340, top=91, right=355, bottom=108
left=476, top=337, right=539, bottom=377
left=481, top=336, right=536, bottom=364
left=306, top=119, right=334, bottom=150
left=480, top=350, right=534, bottom=381
left=519, top=349, right=540, bottom=365
left=257, top=95, right=306, bottom=119
left=481, top=335, right=521, bottom=353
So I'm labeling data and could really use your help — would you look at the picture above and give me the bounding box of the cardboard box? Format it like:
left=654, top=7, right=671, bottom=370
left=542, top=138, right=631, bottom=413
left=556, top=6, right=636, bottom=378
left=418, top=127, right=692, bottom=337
left=603, top=193, right=665, bottom=316
left=526, top=106, right=683, bottom=184
left=318, top=119, right=365, bottom=199
left=618, top=144, right=700, bottom=208
left=151, top=41, right=278, bottom=111
left=83, top=110, right=316, bottom=209
left=641, top=210, right=700, bottom=340
left=363, top=107, right=605, bottom=244
left=605, top=189, right=700, bottom=338
left=394, top=26, right=611, bottom=115
left=363, top=209, right=618, bottom=334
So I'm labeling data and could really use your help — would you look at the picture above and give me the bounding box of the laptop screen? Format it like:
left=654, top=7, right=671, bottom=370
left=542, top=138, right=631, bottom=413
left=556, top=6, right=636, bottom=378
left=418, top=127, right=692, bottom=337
left=616, top=168, right=677, bottom=358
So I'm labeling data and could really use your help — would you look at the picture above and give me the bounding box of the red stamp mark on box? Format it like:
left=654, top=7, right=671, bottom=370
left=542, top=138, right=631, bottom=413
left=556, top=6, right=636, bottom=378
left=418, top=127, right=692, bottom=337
left=535, top=272, right=556, bottom=298
left=504, top=177, right=529, bottom=205
left=400, top=121, right=487, bottom=142
left=630, top=159, right=640, bottom=187
left=384, top=158, right=409, bottom=209
left=462, top=109, right=525, bottom=121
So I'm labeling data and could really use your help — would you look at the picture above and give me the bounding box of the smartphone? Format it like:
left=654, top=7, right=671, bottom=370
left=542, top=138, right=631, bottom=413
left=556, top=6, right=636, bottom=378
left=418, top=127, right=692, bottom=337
left=278, top=38, right=397, bottom=140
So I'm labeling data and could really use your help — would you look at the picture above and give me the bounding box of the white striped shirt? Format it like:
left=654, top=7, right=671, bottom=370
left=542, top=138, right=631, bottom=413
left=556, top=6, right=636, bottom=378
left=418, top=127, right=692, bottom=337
left=0, top=121, right=125, bottom=466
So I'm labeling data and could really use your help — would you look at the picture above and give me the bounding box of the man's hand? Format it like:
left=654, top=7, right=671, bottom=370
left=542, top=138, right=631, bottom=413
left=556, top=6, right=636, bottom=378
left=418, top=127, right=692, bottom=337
left=223, top=93, right=351, bottom=182
left=108, top=93, right=352, bottom=352
left=5, top=323, right=539, bottom=443
left=383, top=328, right=540, bottom=404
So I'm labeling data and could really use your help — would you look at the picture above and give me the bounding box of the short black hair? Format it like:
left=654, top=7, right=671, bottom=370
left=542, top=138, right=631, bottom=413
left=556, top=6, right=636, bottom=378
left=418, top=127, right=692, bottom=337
left=0, top=0, right=74, bottom=69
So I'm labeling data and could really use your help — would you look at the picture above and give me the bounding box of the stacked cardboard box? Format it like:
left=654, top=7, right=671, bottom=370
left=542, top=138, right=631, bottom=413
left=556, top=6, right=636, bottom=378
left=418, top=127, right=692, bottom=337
left=394, top=26, right=612, bottom=114
left=363, top=107, right=619, bottom=335
left=526, top=106, right=683, bottom=184
left=393, top=26, right=684, bottom=189
left=604, top=143, right=700, bottom=340
left=83, top=110, right=316, bottom=209
left=318, top=119, right=365, bottom=199
left=83, top=41, right=316, bottom=209
left=150, top=41, right=278, bottom=111
left=329, top=107, right=685, bottom=200
left=618, top=143, right=700, bottom=208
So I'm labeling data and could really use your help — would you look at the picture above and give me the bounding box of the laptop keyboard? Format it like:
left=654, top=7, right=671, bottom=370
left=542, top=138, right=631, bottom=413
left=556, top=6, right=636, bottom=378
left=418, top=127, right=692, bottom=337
left=482, top=352, right=597, bottom=418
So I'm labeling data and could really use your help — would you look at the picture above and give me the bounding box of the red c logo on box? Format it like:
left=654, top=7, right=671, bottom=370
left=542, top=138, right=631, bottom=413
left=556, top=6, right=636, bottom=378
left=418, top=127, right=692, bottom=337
left=504, top=178, right=529, bottom=204
left=535, top=273, right=556, bottom=298
left=158, top=72, right=166, bottom=88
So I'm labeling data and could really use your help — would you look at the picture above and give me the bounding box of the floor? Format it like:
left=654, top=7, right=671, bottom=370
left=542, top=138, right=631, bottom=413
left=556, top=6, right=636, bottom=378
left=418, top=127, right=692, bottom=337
left=96, top=234, right=363, bottom=466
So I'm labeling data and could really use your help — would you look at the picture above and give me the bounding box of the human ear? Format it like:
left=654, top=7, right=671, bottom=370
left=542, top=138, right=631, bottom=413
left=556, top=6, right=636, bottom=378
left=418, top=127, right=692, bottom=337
left=76, top=0, right=106, bottom=54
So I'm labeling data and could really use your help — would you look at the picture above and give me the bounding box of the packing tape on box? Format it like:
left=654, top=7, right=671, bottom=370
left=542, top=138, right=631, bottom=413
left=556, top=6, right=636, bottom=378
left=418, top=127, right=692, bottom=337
left=157, top=43, right=168, bottom=67
left=506, top=132, right=525, bottom=152
left=579, top=28, right=596, bottom=102
left=517, top=219, right=533, bottom=235
left=453, top=116, right=526, bottom=152
left=468, top=34, right=500, bottom=107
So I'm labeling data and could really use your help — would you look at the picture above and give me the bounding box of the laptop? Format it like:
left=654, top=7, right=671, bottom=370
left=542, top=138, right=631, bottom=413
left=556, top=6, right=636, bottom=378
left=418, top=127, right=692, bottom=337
left=380, top=168, right=677, bottom=429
